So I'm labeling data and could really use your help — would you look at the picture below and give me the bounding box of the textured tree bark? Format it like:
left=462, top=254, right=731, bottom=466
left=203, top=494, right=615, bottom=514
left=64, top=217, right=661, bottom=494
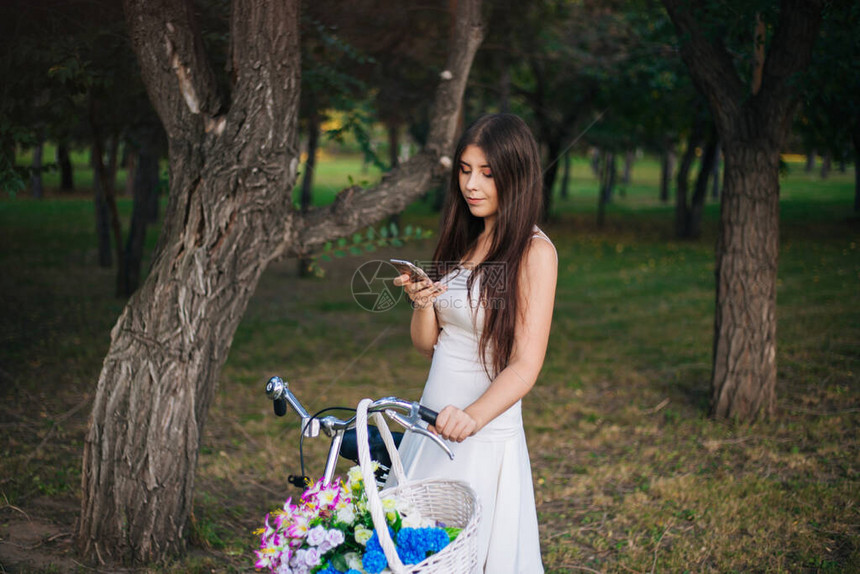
left=662, top=0, right=823, bottom=420
left=711, top=142, right=780, bottom=418
left=78, top=0, right=483, bottom=564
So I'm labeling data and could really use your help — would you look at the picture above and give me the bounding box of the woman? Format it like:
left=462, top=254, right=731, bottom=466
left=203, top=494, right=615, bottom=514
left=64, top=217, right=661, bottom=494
left=391, top=113, right=557, bottom=573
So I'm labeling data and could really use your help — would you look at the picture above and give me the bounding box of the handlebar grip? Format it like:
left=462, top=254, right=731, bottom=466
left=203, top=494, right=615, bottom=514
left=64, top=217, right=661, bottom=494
left=418, top=405, right=438, bottom=426
left=273, top=397, right=287, bottom=417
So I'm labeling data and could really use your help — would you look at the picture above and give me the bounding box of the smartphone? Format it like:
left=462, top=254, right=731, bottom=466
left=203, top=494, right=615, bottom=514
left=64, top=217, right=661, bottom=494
left=390, top=258, right=431, bottom=283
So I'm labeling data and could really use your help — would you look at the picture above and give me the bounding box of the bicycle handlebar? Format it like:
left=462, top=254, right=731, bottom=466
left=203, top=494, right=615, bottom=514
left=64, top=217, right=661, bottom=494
left=265, top=376, right=439, bottom=434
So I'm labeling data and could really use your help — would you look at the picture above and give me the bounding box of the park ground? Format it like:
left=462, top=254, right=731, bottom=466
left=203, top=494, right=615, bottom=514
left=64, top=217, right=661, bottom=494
left=0, top=154, right=858, bottom=573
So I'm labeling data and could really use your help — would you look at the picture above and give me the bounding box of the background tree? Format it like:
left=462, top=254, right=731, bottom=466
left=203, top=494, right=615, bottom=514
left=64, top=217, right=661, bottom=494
left=77, top=0, right=484, bottom=564
left=796, top=2, right=860, bottom=211
left=661, top=0, right=824, bottom=420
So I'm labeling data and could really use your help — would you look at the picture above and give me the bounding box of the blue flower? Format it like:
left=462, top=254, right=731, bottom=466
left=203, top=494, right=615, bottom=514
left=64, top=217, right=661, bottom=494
left=315, top=566, right=343, bottom=574
left=365, top=526, right=396, bottom=555
left=362, top=550, right=388, bottom=574
left=395, top=527, right=452, bottom=564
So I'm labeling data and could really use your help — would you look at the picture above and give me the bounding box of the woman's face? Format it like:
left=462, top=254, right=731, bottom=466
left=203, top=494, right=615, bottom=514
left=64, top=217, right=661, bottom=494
left=458, top=145, right=499, bottom=228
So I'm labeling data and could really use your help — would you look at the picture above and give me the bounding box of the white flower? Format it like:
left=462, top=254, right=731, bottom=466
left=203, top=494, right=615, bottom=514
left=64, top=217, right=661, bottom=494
left=440, top=70, right=453, bottom=80
left=306, top=525, right=327, bottom=546
left=345, top=551, right=363, bottom=570
left=326, top=528, right=345, bottom=548
left=354, top=524, right=373, bottom=546
left=347, top=466, right=363, bottom=486
left=302, top=547, right=321, bottom=568
left=336, top=504, right=355, bottom=525
left=401, top=511, right=424, bottom=528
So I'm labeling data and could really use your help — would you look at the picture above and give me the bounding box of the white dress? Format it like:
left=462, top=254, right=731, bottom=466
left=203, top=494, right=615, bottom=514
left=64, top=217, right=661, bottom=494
left=390, top=233, right=551, bottom=574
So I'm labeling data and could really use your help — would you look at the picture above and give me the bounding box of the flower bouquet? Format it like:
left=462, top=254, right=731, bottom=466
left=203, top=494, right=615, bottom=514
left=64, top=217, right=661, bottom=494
left=254, top=464, right=461, bottom=574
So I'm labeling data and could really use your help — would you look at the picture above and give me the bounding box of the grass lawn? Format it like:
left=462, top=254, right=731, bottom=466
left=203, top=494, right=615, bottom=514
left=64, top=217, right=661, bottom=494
left=0, top=153, right=858, bottom=573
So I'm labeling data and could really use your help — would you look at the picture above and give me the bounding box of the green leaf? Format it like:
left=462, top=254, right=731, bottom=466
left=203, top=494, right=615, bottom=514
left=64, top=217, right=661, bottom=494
left=366, top=227, right=376, bottom=240
left=349, top=246, right=362, bottom=255
left=405, top=224, right=413, bottom=237
left=337, top=237, right=347, bottom=247
left=389, top=222, right=399, bottom=237
left=380, top=226, right=389, bottom=239
left=331, top=555, right=349, bottom=571
left=333, top=250, right=345, bottom=257
left=319, top=254, right=332, bottom=262
left=323, top=241, right=332, bottom=251
left=391, top=238, right=404, bottom=247
left=352, top=233, right=362, bottom=244
left=364, top=244, right=377, bottom=253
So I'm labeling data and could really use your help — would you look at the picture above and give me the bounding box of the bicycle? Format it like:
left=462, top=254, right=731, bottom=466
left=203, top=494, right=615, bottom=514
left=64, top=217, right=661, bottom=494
left=264, top=375, right=453, bottom=488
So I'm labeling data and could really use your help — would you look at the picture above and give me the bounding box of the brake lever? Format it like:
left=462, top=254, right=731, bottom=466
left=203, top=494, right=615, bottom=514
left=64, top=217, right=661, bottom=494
left=385, top=409, right=455, bottom=460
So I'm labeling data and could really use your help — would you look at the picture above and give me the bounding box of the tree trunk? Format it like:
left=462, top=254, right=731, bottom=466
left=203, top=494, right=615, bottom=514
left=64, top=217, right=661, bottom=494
left=560, top=150, right=570, bottom=200
left=660, top=145, right=675, bottom=203
left=711, top=143, right=779, bottom=418
left=78, top=0, right=484, bottom=565
left=688, top=127, right=718, bottom=239
left=121, top=130, right=160, bottom=295
left=30, top=136, right=44, bottom=199
left=58, top=141, right=75, bottom=191
left=820, top=151, right=831, bottom=178
left=91, top=125, right=126, bottom=296
left=541, top=137, right=562, bottom=221
left=125, top=148, right=137, bottom=197
left=298, top=111, right=320, bottom=277
left=853, top=123, right=860, bottom=213
left=805, top=149, right=815, bottom=172
left=622, top=149, right=633, bottom=185
left=597, top=150, right=614, bottom=227
left=92, top=148, right=113, bottom=268
left=387, top=121, right=400, bottom=169
left=711, top=143, right=721, bottom=199
left=662, top=0, right=823, bottom=421
left=676, top=113, right=706, bottom=238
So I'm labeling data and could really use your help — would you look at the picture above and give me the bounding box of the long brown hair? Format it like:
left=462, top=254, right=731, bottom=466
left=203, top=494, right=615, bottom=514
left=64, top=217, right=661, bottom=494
left=431, top=113, right=543, bottom=377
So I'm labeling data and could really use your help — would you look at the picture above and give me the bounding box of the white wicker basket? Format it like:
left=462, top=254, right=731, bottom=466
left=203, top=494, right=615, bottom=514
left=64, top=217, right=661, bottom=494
left=355, top=399, right=481, bottom=574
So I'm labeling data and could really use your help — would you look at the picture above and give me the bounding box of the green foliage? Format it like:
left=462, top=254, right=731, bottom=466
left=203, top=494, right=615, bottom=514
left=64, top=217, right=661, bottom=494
left=309, top=222, right=433, bottom=277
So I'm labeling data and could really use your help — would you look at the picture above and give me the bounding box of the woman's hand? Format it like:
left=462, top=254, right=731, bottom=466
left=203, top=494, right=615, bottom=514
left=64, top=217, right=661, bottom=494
left=394, top=273, right=447, bottom=310
left=429, top=405, right=479, bottom=443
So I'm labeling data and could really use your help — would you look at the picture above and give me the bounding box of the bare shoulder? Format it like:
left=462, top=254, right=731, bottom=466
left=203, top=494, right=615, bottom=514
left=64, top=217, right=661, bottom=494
left=525, top=230, right=558, bottom=271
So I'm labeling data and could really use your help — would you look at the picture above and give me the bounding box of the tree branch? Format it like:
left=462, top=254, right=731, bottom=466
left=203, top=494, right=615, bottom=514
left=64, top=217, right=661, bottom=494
left=756, top=0, right=823, bottom=116
left=123, top=0, right=223, bottom=141
left=228, top=0, right=300, bottom=157
left=290, top=0, right=485, bottom=254
left=660, top=0, right=745, bottom=133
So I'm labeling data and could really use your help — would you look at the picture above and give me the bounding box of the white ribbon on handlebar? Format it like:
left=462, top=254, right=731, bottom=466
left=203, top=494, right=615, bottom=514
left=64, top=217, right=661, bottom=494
left=356, top=398, right=407, bottom=573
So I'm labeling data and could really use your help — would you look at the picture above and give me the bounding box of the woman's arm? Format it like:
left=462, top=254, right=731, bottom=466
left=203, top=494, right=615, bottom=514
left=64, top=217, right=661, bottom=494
left=432, top=239, right=557, bottom=442
left=394, top=274, right=447, bottom=359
